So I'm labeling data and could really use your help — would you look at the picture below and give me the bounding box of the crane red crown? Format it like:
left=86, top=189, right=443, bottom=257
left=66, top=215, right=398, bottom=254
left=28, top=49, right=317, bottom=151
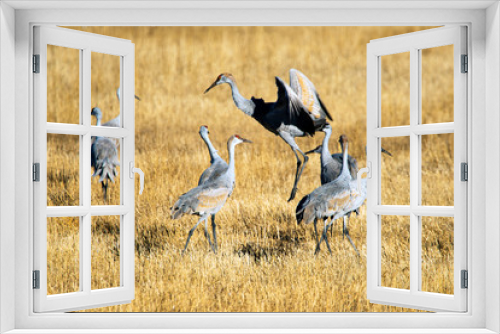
left=220, top=73, right=235, bottom=83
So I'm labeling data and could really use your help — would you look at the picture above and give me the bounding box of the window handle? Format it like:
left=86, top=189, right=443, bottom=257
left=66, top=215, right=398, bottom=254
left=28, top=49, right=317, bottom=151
left=357, top=161, right=371, bottom=192
left=129, top=162, right=144, bottom=195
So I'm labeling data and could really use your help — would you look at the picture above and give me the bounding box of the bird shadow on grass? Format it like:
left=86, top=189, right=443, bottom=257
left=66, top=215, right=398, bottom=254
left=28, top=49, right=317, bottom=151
left=235, top=232, right=305, bottom=264
left=135, top=225, right=178, bottom=257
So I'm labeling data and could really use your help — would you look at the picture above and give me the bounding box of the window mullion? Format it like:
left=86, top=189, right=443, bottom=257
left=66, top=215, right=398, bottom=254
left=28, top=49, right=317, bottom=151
left=81, top=48, right=92, bottom=294
left=409, top=47, right=420, bottom=294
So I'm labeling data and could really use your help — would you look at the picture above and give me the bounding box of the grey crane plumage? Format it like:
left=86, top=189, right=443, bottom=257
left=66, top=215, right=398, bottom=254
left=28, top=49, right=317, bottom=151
left=296, top=134, right=362, bottom=255
left=302, top=125, right=359, bottom=255
left=305, top=127, right=392, bottom=254
left=198, top=125, right=229, bottom=186
left=171, top=135, right=252, bottom=254
left=90, top=135, right=119, bottom=203
left=205, top=69, right=333, bottom=202
left=91, top=88, right=141, bottom=128
left=89, top=89, right=140, bottom=202
left=305, top=124, right=360, bottom=185
left=306, top=143, right=392, bottom=183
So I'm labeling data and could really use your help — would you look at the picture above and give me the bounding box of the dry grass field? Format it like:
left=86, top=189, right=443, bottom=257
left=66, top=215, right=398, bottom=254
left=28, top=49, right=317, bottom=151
left=46, top=26, right=454, bottom=312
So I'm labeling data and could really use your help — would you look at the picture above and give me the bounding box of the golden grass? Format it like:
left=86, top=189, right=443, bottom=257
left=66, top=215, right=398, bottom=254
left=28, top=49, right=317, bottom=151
left=46, top=26, right=454, bottom=312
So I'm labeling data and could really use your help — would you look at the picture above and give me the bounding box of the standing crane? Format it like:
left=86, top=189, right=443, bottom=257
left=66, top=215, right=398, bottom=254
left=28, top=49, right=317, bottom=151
left=91, top=88, right=141, bottom=128
left=305, top=126, right=392, bottom=249
left=204, top=69, right=332, bottom=202
left=296, top=134, right=360, bottom=255
left=198, top=125, right=229, bottom=185
left=306, top=142, right=392, bottom=182
left=171, top=135, right=252, bottom=254
left=91, top=108, right=120, bottom=203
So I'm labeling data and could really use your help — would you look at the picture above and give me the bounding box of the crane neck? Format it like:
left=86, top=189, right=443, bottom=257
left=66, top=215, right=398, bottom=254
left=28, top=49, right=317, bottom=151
left=341, top=142, right=349, bottom=177
left=321, top=131, right=334, bottom=166
left=200, top=132, right=220, bottom=164
left=228, top=81, right=255, bottom=117
left=94, top=115, right=102, bottom=127
left=226, top=140, right=238, bottom=178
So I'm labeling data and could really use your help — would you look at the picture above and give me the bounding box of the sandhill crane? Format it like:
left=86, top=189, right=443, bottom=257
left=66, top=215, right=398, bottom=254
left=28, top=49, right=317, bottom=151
left=296, top=134, right=361, bottom=255
left=205, top=69, right=332, bottom=202
left=305, top=128, right=392, bottom=244
left=90, top=108, right=120, bottom=203
left=91, top=88, right=141, bottom=127
left=305, top=124, right=359, bottom=184
left=198, top=125, right=229, bottom=185
left=306, top=142, right=392, bottom=183
left=171, top=135, right=252, bottom=254
left=91, top=136, right=119, bottom=203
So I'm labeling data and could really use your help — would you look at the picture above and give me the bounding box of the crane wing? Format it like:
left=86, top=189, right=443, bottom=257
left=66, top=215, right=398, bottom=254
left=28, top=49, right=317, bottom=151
left=274, top=76, right=315, bottom=136
left=198, top=160, right=229, bottom=186
left=103, top=116, right=120, bottom=127
left=194, top=187, right=231, bottom=212
left=331, top=153, right=359, bottom=180
left=289, top=69, right=332, bottom=121
left=171, top=184, right=231, bottom=219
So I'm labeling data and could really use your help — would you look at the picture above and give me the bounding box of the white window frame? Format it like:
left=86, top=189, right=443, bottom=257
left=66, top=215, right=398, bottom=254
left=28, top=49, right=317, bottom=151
left=366, top=26, right=468, bottom=312
left=33, top=26, right=136, bottom=313
left=1, top=1, right=499, bottom=333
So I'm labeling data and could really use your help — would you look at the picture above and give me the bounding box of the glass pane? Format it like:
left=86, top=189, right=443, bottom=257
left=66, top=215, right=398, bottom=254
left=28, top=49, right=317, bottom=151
left=381, top=136, right=410, bottom=205
left=92, top=215, right=121, bottom=290
left=421, top=216, right=454, bottom=294
left=421, top=134, right=454, bottom=206
left=91, top=136, right=121, bottom=205
left=91, top=52, right=121, bottom=127
left=421, top=45, right=454, bottom=124
left=47, top=134, right=80, bottom=206
left=381, top=215, right=410, bottom=290
left=47, top=45, right=80, bottom=124
left=381, top=52, right=410, bottom=127
left=47, top=217, right=80, bottom=295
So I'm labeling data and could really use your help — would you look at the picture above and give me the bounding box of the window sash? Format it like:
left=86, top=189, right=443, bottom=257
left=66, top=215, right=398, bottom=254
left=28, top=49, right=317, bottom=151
left=32, top=25, right=136, bottom=313
left=366, top=26, right=468, bottom=312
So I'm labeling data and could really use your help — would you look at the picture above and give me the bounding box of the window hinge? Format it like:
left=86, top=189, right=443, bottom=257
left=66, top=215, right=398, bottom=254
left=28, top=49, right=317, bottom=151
left=461, top=162, right=468, bottom=182
left=461, top=270, right=468, bottom=289
left=33, top=270, right=40, bottom=289
left=33, top=163, right=40, bottom=182
left=461, top=54, right=468, bottom=73
left=33, top=54, right=40, bottom=73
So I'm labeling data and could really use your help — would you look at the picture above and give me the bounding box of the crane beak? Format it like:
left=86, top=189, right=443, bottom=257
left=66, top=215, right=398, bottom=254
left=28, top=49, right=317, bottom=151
left=204, top=81, right=218, bottom=94
left=381, top=147, right=393, bottom=157
left=240, top=138, right=252, bottom=144
left=305, top=145, right=322, bottom=155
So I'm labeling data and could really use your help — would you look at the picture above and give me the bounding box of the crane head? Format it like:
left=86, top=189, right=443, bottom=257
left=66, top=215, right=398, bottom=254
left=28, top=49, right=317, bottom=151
left=199, top=125, right=209, bottom=135
left=91, top=107, right=102, bottom=120
left=321, top=124, right=332, bottom=133
left=204, top=73, right=235, bottom=94
left=231, top=134, right=252, bottom=145
left=338, top=134, right=349, bottom=147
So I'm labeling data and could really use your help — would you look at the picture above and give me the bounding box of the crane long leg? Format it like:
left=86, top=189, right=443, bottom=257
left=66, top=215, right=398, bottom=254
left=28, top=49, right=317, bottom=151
left=102, top=179, right=108, bottom=204
left=343, top=216, right=360, bottom=256
left=313, top=219, right=319, bottom=246
left=280, top=132, right=309, bottom=202
left=211, top=215, right=218, bottom=253
left=182, top=216, right=206, bottom=255
left=315, top=219, right=331, bottom=255
left=203, top=219, right=215, bottom=253
left=323, top=219, right=333, bottom=255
